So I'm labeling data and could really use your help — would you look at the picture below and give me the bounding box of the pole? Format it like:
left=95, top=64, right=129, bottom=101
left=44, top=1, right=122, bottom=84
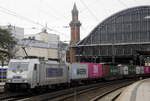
left=22, top=47, right=28, bottom=57
left=112, top=43, right=115, bottom=64
left=74, top=86, right=77, bottom=101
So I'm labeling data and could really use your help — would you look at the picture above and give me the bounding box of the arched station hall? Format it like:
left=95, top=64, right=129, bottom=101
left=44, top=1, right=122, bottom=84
left=74, top=6, right=150, bottom=65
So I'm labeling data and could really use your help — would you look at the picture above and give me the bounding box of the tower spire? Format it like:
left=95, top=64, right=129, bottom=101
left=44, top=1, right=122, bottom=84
left=70, top=3, right=81, bottom=44
left=72, top=3, right=78, bottom=15
left=71, top=3, right=79, bottom=21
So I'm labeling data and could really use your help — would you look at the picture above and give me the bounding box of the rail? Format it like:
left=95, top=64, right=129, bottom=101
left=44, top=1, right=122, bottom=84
left=16, top=79, right=136, bottom=101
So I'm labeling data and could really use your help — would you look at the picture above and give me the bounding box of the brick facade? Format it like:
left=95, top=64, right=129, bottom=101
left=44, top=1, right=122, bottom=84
left=69, top=3, right=81, bottom=63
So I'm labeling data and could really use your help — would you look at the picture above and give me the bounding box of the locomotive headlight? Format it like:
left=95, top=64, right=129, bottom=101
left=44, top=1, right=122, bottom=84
left=7, top=79, right=11, bottom=82
left=23, top=79, right=27, bottom=82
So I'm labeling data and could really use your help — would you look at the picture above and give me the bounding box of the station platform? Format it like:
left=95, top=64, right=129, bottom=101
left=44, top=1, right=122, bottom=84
left=116, top=78, right=150, bottom=101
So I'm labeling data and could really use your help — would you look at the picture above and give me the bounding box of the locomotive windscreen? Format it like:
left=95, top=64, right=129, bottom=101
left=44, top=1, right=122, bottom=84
left=8, top=62, right=29, bottom=72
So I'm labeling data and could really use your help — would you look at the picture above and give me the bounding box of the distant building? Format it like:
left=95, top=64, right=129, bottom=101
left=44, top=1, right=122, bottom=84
left=14, top=38, right=68, bottom=62
left=0, top=25, right=67, bottom=62
left=25, top=28, right=59, bottom=45
left=1, top=25, right=24, bottom=40
left=15, top=38, right=59, bottom=60
left=59, top=41, right=69, bottom=63
left=23, top=29, right=60, bottom=60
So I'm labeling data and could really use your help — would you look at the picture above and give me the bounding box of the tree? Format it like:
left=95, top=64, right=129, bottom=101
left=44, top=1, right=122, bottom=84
left=0, top=28, right=16, bottom=66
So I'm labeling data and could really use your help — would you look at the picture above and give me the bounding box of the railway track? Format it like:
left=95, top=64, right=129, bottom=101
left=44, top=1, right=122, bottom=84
left=0, top=92, right=29, bottom=101
left=13, top=79, right=137, bottom=101
left=0, top=87, right=65, bottom=101
left=55, top=79, right=135, bottom=101
left=90, top=84, right=127, bottom=101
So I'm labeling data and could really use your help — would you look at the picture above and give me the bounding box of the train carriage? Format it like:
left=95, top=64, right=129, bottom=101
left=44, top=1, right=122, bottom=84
left=117, top=65, right=131, bottom=78
left=0, top=66, right=8, bottom=82
left=87, top=63, right=103, bottom=79
left=110, top=65, right=120, bottom=76
left=144, top=66, right=150, bottom=74
left=136, top=66, right=141, bottom=75
left=102, top=64, right=110, bottom=79
left=136, top=66, right=144, bottom=78
left=123, top=65, right=129, bottom=76
left=118, top=65, right=123, bottom=75
left=118, top=65, right=128, bottom=76
left=143, top=66, right=150, bottom=78
left=123, top=65, right=136, bottom=78
left=106, top=65, right=122, bottom=80
left=136, top=66, right=144, bottom=74
left=69, top=63, right=88, bottom=81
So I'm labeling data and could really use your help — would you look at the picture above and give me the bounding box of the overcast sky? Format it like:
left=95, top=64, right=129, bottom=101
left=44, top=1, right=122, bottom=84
left=0, top=0, right=150, bottom=41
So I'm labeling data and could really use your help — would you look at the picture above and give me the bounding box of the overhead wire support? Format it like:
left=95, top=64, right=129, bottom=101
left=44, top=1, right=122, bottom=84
left=117, top=0, right=128, bottom=7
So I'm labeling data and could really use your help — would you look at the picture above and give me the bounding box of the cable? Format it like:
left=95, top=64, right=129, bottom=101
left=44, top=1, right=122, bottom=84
left=117, top=0, right=128, bottom=7
left=38, top=0, right=62, bottom=22
left=0, top=5, right=68, bottom=36
left=79, top=0, right=99, bottom=22
left=80, top=0, right=102, bottom=13
left=41, top=0, right=69, bottom=21
left=0, top=6, right=44, bottom=27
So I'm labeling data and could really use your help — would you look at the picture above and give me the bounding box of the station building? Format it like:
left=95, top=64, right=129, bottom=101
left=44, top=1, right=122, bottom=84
left=15, top=39, right=59, bottom=60
left=70, top=6, right=150, bottom=64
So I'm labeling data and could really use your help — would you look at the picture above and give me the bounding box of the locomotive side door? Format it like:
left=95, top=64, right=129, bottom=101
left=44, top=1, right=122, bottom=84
left=32, top=64, right=39, bottom=88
